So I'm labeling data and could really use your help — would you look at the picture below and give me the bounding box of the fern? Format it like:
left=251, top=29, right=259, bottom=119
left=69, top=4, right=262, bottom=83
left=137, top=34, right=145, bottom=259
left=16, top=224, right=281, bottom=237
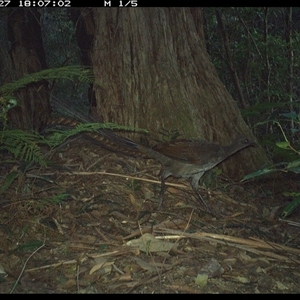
left=0, top=65, right=147, bottom=166
left=0, top=66, right=94, bottom=96
left=1, top=122, right=148, bottom=166
left=45, top=122, right=148, bottom=148
left=0, top=66, right=146, bottom=197
left=1, top=129, right=47, bottom=166
left=0, top=65, right=95, bottom=165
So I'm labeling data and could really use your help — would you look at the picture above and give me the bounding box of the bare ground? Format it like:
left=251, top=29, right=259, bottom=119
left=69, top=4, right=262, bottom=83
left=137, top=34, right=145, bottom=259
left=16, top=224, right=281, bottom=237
left=0, top=138, right=299, bottom=293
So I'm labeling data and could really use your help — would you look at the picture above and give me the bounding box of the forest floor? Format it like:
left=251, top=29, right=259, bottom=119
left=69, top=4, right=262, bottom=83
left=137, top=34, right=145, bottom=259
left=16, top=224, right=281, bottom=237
left=0, top=137, right=299, bottom=294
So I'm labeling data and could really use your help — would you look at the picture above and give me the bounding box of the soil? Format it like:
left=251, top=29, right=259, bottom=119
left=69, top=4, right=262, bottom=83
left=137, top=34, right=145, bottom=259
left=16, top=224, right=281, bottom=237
left=0, top=137, right=299, bottom=294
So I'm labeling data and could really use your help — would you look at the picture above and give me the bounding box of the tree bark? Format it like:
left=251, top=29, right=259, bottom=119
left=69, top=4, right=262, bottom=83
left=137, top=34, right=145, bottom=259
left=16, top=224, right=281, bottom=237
left=0, top=8, right=51, bottom=130
left=86, top=8, right=268, bottom=179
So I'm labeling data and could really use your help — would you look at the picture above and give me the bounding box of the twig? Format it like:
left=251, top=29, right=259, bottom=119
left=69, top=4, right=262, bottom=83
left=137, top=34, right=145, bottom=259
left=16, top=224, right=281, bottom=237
left=10, top=242, right=45, bottom=293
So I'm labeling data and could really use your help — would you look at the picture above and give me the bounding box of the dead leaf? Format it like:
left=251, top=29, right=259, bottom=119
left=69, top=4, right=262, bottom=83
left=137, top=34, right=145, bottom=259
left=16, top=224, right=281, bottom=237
left=89, top=258, right=114, bottom=275
left=126, top=233, right=178, bottom=253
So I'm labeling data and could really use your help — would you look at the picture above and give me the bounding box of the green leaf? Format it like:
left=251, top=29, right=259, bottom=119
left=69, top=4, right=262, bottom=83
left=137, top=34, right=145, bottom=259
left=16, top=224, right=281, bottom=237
left=281, top=196, right=300, bottom=218
left=0, top=171, right=19, bottom=194
left=286, top=159, right=300, bottom=169
left=286, top=159, right=300, bottom=173
left=241, top=168, right=278, bottom=181
left=279, top=112, right=299, bottom=120
left=286, top=167, right=300, bottom=174
left=275, top=141, right=290, bottom=149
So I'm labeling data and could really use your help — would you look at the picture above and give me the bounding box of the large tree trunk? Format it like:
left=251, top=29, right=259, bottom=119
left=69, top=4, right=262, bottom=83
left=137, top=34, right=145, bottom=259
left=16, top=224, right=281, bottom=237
left=70, top=8, right=96, bottom=111
left=85, top=8, right=268, bottom=179
left=0, top=8, right=51, bottom=130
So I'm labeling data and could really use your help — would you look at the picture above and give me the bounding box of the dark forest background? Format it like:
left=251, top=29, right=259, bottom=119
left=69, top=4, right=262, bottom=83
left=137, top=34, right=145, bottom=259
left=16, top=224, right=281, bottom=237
left=1, top=7, right=300, bottom=173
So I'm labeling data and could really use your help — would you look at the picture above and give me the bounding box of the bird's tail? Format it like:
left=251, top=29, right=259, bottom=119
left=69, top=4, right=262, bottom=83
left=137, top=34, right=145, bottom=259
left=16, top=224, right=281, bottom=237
left=42, top=116, right=149, bottom=158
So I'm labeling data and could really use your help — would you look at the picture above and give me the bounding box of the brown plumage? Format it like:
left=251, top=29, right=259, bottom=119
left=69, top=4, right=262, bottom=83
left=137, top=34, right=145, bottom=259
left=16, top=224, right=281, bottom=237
left=135, top=136, right=255, bottom=210
left=43, top=117, right=255, bottom=211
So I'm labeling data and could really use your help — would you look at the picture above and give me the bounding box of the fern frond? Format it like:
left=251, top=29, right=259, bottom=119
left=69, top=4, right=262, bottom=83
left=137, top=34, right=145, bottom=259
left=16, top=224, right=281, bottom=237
left=1, top=121, right=147, bottom=167
left=1, top=129, right=47, bottom=166
left=44, top=122, right=148, bottom=148
left=0, top=66, right=94, bottom=96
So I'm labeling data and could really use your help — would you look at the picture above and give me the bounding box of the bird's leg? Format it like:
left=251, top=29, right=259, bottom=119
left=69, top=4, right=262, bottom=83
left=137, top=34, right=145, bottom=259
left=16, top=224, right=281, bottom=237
left=191, top=184, right=212, bottom=213
left=190, top=174, right=212, bottom=213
